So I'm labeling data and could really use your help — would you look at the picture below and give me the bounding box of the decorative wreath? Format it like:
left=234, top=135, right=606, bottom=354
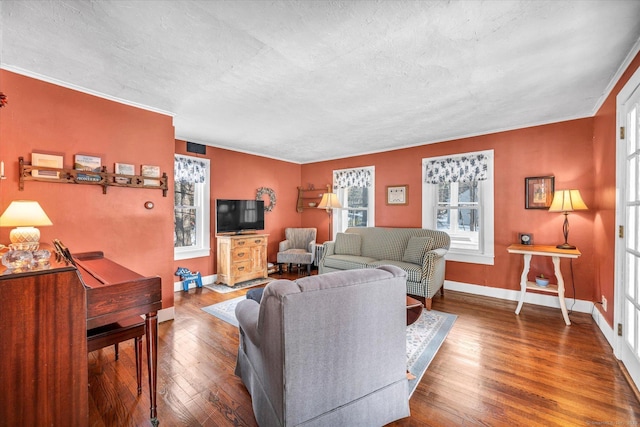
left=256, top=187, right=276, bottom=212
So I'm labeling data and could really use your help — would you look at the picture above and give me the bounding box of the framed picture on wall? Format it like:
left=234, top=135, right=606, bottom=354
left=386, top=185, right=408, bottom=205
left=32, top=153, right=63, bottom=179
left=525, top=176, right=554, bottom=209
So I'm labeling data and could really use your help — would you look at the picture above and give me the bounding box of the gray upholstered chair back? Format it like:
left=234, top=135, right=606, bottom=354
left=284, top=227, right=317, bottom=250
left=235, top=266, right=410, bottom=426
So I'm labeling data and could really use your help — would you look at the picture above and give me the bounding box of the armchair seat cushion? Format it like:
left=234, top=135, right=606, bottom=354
left=322, top=254, right=377, bottom=270
left=277, top=249, right=313, bottom=265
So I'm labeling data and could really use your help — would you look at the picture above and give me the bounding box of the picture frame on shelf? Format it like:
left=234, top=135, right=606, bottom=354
left=31, top=153, right=63, bottom=179
left=525, top=176, right=554, bottom=209
left=114, top=162, right=135, bottom=184
left=386, top=185, right=408, bottom=205
left=141, top=164, right=161, bottom=186
left=74, top=154, right=102, bottom=182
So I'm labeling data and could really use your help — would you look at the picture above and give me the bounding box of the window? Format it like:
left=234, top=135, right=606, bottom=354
left=333, top=166, right=375, bottom=239
left=174, top=155, right=210, bottom=260
left=422, top=150, right=494, bottom=265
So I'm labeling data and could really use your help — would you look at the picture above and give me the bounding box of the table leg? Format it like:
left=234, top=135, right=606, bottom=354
left=145, top=312, right=159, bottom=426
left=552, top=256, right=571, bottom=326
left=515, top=253, right=531, bottom=315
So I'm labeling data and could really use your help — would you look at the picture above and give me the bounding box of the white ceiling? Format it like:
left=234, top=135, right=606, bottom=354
left=2, top=1, right=640, bottom=164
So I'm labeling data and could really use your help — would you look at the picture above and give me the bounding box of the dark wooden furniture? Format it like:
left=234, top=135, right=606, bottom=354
left=74, top=251, right=162, bottom=426
left=0, top=255, right=88, bottom=427
left=406, top=295, right=424, bottom=326
left=87, top=315, right=146, bottom=394
left=0, top=247, right=162, bottom=427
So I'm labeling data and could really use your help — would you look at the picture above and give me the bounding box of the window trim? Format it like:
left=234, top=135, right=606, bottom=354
left=174, top=155, right=211, bottom=260
left=422, top=150, right=494, bottom=265
left=333, top=166, right=375, bottom=239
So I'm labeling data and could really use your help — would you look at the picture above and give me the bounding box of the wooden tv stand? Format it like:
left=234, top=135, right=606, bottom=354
left=216, top=234, right=269, bottom=286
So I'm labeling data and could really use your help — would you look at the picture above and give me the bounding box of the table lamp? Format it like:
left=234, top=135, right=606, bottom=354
left=0, top=200, right=53, bottom=245
left=548, top=189, right=588, bottom=249
left=317, top=192, right=342, bottom=240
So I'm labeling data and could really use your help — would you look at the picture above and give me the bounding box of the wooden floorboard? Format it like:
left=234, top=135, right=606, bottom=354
left=88, top=273, right=640, bottom=426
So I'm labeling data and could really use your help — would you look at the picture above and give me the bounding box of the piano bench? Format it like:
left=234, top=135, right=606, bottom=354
left=87, top=316, right=145, bottom=395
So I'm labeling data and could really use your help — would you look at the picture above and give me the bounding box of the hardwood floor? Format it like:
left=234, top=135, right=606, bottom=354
left=88, top=274, right=640, bottom=426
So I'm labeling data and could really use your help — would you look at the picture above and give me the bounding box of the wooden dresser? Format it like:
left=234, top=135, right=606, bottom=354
left=216, top=234, right=268, bottom=286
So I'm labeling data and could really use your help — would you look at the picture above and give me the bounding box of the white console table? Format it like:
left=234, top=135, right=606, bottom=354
left=507, top=244, right=581, bottom=326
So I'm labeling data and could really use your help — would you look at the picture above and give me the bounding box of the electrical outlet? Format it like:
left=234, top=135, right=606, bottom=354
left=602, top=296, right=607, bottom=312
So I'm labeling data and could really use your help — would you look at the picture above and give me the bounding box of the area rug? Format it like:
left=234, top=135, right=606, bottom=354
left=204, top=277, right=274, bottom=294
left=202, top=297, right=456, bottom=398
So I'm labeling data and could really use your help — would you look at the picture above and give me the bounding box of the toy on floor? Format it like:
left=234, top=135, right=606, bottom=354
left=175, top=267, right=202, bottom=291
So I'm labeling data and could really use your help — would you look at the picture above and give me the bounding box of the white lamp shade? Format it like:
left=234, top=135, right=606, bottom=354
left=317, top=193, right=342, bottom=210
left=548, top=190, right=588, bottom=212
left=0, top=201, right=52, bottom=244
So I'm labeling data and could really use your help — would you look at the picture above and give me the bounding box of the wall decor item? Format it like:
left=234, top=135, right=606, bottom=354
left=114, top=162, right=135, bottom=184
left=74, top=154, right=102, bottom=182
left=141, top=165, right=161, bottom=186
left=256, top=187, right=276, bottom=212
left=518, top=233, right=533, bottom=245
left=525, top=176, right=554, bottom=209
left=32, top=153, right=63, bottom=179
left=386, top=185, right=408, bottom=205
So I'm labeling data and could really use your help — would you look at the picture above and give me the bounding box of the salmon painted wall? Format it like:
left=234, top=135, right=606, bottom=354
left=174, top=141, right=301, bottom=277
left=593, top=51, right=640, bottom=326
left=302, top=119, right=597, bottom=300
left=0, top=70, right=176, bottom=309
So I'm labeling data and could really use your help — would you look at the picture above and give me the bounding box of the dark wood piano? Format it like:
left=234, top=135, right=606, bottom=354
left=0, top=244, right=162, bottom=427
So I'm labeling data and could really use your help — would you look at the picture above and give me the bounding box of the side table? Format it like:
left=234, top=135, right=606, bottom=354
left=507, top=244, right=581, bottom=326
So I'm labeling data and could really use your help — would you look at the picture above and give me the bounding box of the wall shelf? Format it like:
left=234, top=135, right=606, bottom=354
left=297, top=185, right=330, bottom=212
left=18, top=157, right=168, bottom=196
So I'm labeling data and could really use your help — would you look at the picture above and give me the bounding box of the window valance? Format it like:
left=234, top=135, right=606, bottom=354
left=424, top=153, right=488, bottom=184
left=333, top=167, right=373, bottom=189
left=175, top=156, right=207, bottom=184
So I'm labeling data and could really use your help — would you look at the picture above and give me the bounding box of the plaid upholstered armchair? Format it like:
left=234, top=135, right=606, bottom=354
left=276, top=228, right=317, bottom=276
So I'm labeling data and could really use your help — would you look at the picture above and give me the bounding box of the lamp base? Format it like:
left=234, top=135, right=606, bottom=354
left=556, top=243, right=576, bottom=250
left=10, top=226, right=40, bottom=244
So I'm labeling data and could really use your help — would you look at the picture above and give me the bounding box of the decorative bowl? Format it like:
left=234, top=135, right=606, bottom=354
left=535, top=276, right=550, bottom=287
left=308, top=202, right=317, bottom=207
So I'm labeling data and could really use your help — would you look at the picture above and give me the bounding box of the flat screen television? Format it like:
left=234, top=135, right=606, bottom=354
left=216, top=199, right=265, bottom=234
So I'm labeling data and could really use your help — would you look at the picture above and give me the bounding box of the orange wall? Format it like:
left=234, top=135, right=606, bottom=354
left=302, top=119, right=597, bottom=299
left=593, top=51, right=640, bottom=326
left=0, top=70, right=176, bottom=309
left=173, top=141, right=302, bottom=277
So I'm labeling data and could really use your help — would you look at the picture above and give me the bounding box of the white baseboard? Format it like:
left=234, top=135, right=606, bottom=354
left=173, top=274, right=217, bottom=292
left=444, top=280, right=612, bottom=343
left=158, top=307, right=175, bottom=323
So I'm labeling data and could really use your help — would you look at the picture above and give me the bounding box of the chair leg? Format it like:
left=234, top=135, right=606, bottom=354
left=278, top=263, right=283, bottom=275
left=114, top=343, right=119, bottom=361
left=135, top=336, right=142, bottom=395
left=307, top=263, right=311, bottom=276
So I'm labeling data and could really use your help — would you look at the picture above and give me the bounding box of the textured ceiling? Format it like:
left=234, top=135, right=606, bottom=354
left=1, top=0, right=640, bottom=163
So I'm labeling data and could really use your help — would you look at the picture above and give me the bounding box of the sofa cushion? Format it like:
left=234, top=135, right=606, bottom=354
left=367, top=260, right=422, bottom=283
left=334, top=233, right=362, bottom=256
left=323, top=254, right=377, bottom=270
left=402, top=236, right=435, bottom=264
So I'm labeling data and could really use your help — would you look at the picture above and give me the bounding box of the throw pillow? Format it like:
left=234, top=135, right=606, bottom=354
left=402, top=236, right=434, bottom=264
left=334, top=233, right=361, bottom=256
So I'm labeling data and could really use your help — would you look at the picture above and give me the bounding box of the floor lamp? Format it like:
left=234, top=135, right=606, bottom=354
left=548, top=189, right=588, bottom=249
left=317, top=192, right=342, bottom=241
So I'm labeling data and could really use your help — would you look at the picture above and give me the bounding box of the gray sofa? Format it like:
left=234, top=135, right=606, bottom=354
left=319, top=227, right=450, bottom=309
left=235, top=266, right=410, bottom=427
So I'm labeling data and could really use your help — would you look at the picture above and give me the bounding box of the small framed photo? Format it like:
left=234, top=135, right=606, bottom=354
left=518, top=233, right=533, bottom=245
left=141, top=164, right=161, bottom=186
left=525, top=176, right=554, bottom=209
left=32, top=153, right=63, bottom=178
left=386, top=185, right=408, bottom=205
left=114, top=162, right=135, bottom=184
left=74, top=154, right=102, bottom=182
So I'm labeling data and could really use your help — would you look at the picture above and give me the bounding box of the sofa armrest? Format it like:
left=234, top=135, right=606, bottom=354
left=278, top=239, right=292, bottom=252
left=323, top=241, right=335, bottom=257
left=235, top=299, right=261, bottom=346
left=421, top=248, right=448, bottom=282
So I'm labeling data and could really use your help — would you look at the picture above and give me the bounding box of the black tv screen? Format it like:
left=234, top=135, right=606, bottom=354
left=216, top=199, right=265, bottom=234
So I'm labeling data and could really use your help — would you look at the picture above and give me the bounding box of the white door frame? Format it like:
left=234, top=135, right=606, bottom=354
left=614, top=65, right=640, bottom=388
